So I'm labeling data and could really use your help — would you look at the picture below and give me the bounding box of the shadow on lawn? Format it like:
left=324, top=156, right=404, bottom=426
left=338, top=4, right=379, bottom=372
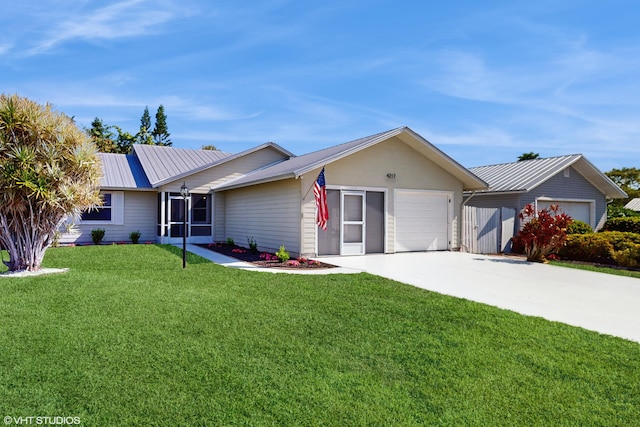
left=156, top=244, right=212, bottom=265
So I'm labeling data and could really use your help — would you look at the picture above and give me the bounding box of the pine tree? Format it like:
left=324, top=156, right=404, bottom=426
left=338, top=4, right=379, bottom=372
left=136, top=106, right=154, bottom=145
left=87, top=117, right=117, bottom=153
left=152, top=105, right=171, bottom=146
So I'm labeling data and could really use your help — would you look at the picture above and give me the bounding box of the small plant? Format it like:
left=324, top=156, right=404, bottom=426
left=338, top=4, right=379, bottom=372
left=513, top=204, right=572, bottom=263
left=226, top=237, right=235, bottom=246
left=260, top=253, right=278, bottom=261
left=129, top=231, right=141, bottom=244
left=247, top=236, right=258, bottom=254
left=91, top=228, right=106, bottom=245
left=275, top=245, right=290, bottom=263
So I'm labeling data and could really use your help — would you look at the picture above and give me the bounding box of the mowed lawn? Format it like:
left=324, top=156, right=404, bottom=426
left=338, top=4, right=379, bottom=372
left=0, top=245, right=639, bottom=426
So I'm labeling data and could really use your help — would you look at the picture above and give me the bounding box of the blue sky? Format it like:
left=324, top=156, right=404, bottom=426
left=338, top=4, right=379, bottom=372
left=3, top=0, right=639, bottom=171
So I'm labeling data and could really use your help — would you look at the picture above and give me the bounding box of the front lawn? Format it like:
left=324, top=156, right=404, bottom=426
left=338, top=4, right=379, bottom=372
left=1, top=245, right=639, bottom=426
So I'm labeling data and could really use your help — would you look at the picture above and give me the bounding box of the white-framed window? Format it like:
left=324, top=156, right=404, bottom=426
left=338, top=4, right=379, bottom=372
left=80, top=192, right=124, bottom=225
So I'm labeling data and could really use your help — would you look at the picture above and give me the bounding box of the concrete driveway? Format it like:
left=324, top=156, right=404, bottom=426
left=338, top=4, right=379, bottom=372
left=320, top=252, right=640, bottom=344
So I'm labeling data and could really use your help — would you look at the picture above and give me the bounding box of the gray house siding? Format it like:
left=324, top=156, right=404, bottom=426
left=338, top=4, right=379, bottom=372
left=221, top=179, right=301, bottom=255
left=523, top=167, right=606, bottom=229
left=60, top=191, right=157, bottom=244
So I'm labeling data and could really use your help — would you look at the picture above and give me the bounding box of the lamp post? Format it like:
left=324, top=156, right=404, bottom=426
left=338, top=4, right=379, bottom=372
left=180, top=182, right=190, bottom=268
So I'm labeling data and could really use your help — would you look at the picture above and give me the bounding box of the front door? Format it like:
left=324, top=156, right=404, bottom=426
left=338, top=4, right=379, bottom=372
left=341, top=191, right=365, bottom=255
left=168, top=195, right=189, bottom=242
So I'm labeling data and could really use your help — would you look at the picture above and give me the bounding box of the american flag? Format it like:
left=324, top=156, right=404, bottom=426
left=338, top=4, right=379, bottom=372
left=314, top=168, right=329, bottom=230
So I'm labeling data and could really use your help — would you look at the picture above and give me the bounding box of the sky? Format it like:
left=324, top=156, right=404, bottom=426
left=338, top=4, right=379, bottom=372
left=2, top=0, right=639, bottom=172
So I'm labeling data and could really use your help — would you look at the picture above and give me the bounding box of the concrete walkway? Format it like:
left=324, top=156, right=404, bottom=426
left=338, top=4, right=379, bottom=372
left=186, top=245, right=640, bottom=344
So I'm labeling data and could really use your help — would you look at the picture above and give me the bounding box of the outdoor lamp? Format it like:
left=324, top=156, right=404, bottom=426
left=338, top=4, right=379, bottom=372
left=180, top=182, right=189, bottom=268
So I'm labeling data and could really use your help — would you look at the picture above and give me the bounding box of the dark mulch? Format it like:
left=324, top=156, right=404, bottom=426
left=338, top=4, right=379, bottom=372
left=198, top=243, right=336, bottom=270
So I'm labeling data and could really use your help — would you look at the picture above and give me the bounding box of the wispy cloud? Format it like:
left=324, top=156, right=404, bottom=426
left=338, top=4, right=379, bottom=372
left=25, top=0, right=185, bottom=56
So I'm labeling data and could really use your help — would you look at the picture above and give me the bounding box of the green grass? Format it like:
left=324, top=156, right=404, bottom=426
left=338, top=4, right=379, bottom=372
left=550, top=260, right=640, bottom=279
left=1, top=245, right=639, bottom=426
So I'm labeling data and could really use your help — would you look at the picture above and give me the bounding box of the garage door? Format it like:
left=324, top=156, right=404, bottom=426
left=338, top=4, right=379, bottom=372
left=395, top=190, right=450, bottom=251
left=538, top=200, right=593, bottom=227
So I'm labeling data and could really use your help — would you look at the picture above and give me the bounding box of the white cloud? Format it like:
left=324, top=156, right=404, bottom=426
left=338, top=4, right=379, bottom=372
left=25, top=0, right=186, bottom=56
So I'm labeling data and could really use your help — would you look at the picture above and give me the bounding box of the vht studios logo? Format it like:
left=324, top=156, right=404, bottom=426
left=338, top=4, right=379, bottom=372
left=4, top=416, right=81, bottom=425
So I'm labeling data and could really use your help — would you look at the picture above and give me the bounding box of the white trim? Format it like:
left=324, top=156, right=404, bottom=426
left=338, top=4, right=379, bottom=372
left=341, top=191, right=366, bottom=255
left=79, top=191, right=124, bottom=225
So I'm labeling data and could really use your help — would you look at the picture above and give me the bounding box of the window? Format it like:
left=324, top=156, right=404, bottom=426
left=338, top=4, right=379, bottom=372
left=81, top=193, right=112, bottom=221
left=80, top=192, right=124, bottom=224
left=191, top=194, right=211, bottom=224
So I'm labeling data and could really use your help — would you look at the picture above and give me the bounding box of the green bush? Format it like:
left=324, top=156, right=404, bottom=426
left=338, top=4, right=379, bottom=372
left=559, top=231, right=640, bottom=266
left=247, top=236, right=258, bottom=254
left=602, top=217, right=640, bottom=233
left=129, top=231, right=141, bottom=244
left=611, top=242, right=640, bottom=268
left=276, top=245, right=290, bottom=263
left=566, top=220, right=592, bottom=234
left=559, top=234, right=614, bottom=264
left=91, top=228, right=106, bottom=245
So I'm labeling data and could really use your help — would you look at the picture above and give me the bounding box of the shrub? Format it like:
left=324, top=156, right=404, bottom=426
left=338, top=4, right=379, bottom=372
left=226, top=237, right=235, bottom=246
left=559, top=234, right=614, bottom=264
left=611, top=242, right=640, bottom=268
left=513, top=204, right=572, bottom=262
left=91, top=228, right=106, bottom=245
left=276, top=245, right=290, bottom=263
left=247, top=236, right=258, bottom=254
left=602, top=217, right=640, bottom=234
left=129, top=231, right=141, bottom=244
left=567, top=220, right=592, bottom=234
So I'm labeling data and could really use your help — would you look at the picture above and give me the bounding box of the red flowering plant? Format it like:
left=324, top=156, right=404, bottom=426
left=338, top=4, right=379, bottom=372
left=513, top=203, right=572, bottom=263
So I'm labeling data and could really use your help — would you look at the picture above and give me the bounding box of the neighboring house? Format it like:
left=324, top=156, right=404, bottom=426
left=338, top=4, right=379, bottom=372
left=62, top=126, right=489, bottom=256
left=466, top=154, right=627, bottom=231
left=624, top=198, right=640, bottom=211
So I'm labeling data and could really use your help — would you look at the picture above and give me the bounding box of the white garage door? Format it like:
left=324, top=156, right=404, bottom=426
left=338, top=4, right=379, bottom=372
left=395, top=190, right=451, bottom=252
left=538, top=200, right=593, bottom=227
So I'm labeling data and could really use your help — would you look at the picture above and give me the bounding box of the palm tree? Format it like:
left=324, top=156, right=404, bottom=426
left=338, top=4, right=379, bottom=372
left=0, top=94, right=102, bottom=271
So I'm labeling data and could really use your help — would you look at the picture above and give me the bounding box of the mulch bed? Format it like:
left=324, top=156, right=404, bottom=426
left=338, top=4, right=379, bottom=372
left=198, top=243, right=336, bottom=270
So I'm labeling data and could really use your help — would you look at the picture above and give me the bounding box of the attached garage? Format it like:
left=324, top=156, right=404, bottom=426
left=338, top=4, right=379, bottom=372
left=395, top=189, right=452, bottom=252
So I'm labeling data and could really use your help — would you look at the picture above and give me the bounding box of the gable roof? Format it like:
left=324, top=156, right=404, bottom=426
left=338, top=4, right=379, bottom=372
left=132, top=142, right=294, bottom=188
left=213, top=126, right=489, bottom=191
left=99, top=153, right=152, bottom=189
left=468, top=154, right=627, bottom=198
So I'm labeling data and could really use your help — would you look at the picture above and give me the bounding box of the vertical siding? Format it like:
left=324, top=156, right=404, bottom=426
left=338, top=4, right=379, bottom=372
left=60, top=191, right=157, bottom=243
left=222, top=179, right=301, bottom=255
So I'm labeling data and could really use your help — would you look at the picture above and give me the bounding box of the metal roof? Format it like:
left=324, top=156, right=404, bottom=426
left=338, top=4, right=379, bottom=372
left=625, top=198, right=640, bottom=211
left=469, top=154, right=627, bottom=198
left=214, top=127, right=488, bottom=191
left=98, top=153, right=151, bottom=189
left=133, top=144, right=234, bottom=187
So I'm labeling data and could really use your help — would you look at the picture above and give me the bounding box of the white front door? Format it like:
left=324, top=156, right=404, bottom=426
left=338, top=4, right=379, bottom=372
left=341, top=191, right=365, bottom=255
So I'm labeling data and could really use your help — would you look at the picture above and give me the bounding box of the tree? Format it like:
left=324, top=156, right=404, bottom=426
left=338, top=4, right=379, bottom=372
left=0, top=94, right=102, bottom=271
left=136, top=106, right=154, bottom=145
left=152, top=105, right=171, bottom=146
left=201, top=144, right=218, bottom=151
left=114, top=126, right=136, bottom=154
left=87, top=117, right=117, bottom=153
left=606, top=167, right=640, bottom=206
left=518, top=152, right=540, bottom=161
